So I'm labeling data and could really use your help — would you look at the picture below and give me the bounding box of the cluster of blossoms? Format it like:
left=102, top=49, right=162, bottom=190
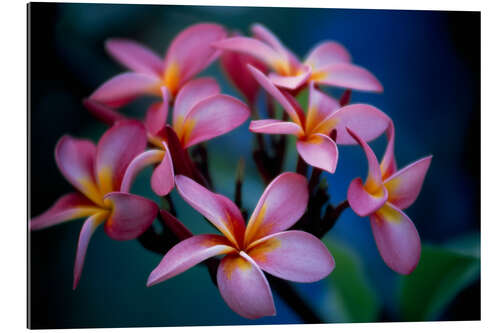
left=31, top=23, right=432, bottom=319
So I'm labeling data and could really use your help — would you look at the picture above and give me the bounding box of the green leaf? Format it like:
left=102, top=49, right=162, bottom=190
left=323, top=238, right=380, bottom=323
left=399, top=241, right=480, bottom=321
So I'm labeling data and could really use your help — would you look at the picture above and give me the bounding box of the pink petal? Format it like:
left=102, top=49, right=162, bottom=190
left=220, top=38, right=268, bottom=106
left=147, top=234, right=234, bottom=287
left=250, top=23, right=302, bottom=70
left=175, top=175, right=246, bottom=247
left=73, top=212, right=108, bottom=289
left=248, top=230, right=335, bottom=282
left=296, top=134, right=339, bottom=173
left=370, top=203, right=421, bottom=275
left=165, top=23, right=227, bottom=84
left=180, top=94, right=250, bottom=148
left=244, top=172, right=308, bottom=245
left=120, top=149, right=165, bottom=193
left=384, top=156, right=432, bottom=210
left=269, top=66, right=312, bottom=90
left=144, top=87, right=169, bottom=136
left=213, top=36, right=282, bottom=69
left=217, top=252, right=276, bottom=319
left=249, top=119, right=303, bottom=136
left=380, top=121, right=397, bottom=179
left=95, top=120, right=147, bottom=194
left=105, top=38, right=164, bottom=76
left=347, top=177, right=388, bottom=217
left=90, top=72, right=160, bottom=108
left=304, top=41, right=352, bottom=69
left=103, top=192, right=158, bottom=241
left=55, top=135, right=102, bottom=206
left=151, top=143, right=175, bottom=196
left=326, top=104, right=390, bottom=145
left=172, top=77, right=220, bottom=134
left=305, top=82, right=340, bottom=134
left=82, top=98, right=127, bottom=126
left=346, top=127, right=383, bottom=190
left=30, top=192, right=101, bottom=231
left=247, top=65, right=305, bottom=125
left=314, top=63, right=383, bottom=92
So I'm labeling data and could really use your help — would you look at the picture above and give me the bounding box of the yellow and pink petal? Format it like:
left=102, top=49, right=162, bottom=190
left=247, top=230, right=335, bottom=283
left=217, top=252, right=276, bottom=319
left=147, top=234, right=234, bottom=287
left=314, top=62, right=383, bottom=93
left=370, top=203, right=421, bottom=275
left=296, top=134, right=339, bottom=173
left=304, top=41, right=352, bottom=69
left=244, top=172, right=308, bottom=245
left=249, top=119, right=303, bottom=136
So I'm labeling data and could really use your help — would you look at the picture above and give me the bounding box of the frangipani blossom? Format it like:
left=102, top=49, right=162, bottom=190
left=346, top=126, right=432, bottom=274
left=248, top=65, right=390, bottom=173
left=147, top=173, right=335, bottom=319
left=30, top=121, right=158, bottom=289
left=90, top=23, right=227, bottom=107
left=120, top=78, right=250, bottom=196
left=213, top=23, right=382, bottom=92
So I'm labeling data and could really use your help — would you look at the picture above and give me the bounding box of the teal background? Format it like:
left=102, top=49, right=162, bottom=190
left=29, top=3, right=480, bottom=328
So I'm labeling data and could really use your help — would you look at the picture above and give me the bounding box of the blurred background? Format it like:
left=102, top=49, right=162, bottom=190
left=28, top=3, right=480, bottom=328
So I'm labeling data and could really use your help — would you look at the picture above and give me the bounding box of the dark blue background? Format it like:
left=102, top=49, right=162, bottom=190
left=29, top=3, right=479, bottom=328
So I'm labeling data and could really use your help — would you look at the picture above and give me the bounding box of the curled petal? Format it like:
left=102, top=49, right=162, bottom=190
left=73, top=212, right=108, bottom=289
left=346, top=127, right=383, bottom=191
left=151, top=143, right=175, bottom=196
left=305, top=82, right=340, bottom=134
left=297, top=134, right=339, bottom=173
left=384, top=156, right=432, bottom=210
left=269, top=66, right=311, bottom=90
left=144, top=87, right=169, bottom=136
left=380, top=121, right=397, bottom=179
left=82, top=98, right=127, bottom=126
left=103, top=192, right=158, bottom=241
left=304, top=41, right=352, bottom=69
left=120, top=149, right=165, bottom=193
left=175, top=175, right=246, bottom=247
left=245, top=172, right=308, bottom=245
left=251, top=23, right=288, bottom=56
left=248, top=230, right=335, bottom=282
left=327, top=104, right=390, bottom=145
left=105, top=38, right=164, bottom=76
left=314, top=63, right=383, bottom=92
left=90, top=72, right=161, bottom=108
left=30, top=193, right=102, bottom=231
left=249, top=119, right=303, bottom=136
left=172, top=77, right=220, bottom=134
left=370, top=203, right=421, bottom=274
left=180, top=94, right=250, bottom=148
left=147, top=234, right=234, bottom=287
left=55, top=135, right=102, bottom=206
left=348, top=177, right=388, bottom=217
left=247, top=65, right=305, bottom=125
left=165, top=23, right=227, bottom=85
left=95, top=120, right=147, bottom=194
left=217, top=252, right=276, bottom=319
left=213, top=37, right=283, bottom=69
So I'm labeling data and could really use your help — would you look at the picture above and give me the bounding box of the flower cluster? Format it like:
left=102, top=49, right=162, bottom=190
left=30, top=23, right=432, bottom=319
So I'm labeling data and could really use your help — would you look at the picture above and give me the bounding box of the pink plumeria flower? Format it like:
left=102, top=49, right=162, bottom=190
left=120, top=77, right=250, bottom=196
left=346, top=126, right=432, bottom=274
left=147, top=173, right=335, bottom=319
left=213, top=23, right=382, bottom=92
left=89, top=23, right=227, bottom=108
left=30, top=121, right=158, bottom=289
left=220, top=32, right=268, bottom=108
left=247, top=65, right=390, bottom=173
